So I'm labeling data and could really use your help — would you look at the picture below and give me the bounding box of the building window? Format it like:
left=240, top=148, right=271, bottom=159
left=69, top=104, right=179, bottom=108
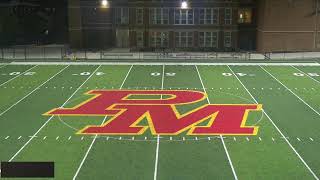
left=175, top=32, right=193, bottom=47
left=115, top=8, right=129, bottom=24
left=137, top=31, right=144, bottom=47
left=199, top=32, right=218, bottom=47
left=238, top=8, right=252, bottom=24
left=225, top=8, right=232, bottom=25
left=150, top=32, right=168, bottom=48
left=150, top=8, right=169, bottom=25
left=136, top=8, right=144, bottom=24
left=224, top=31, right=232, bottom=47
left=199, top=8, right=219, bottom=24
left=174, top=9, right=194, bottom=25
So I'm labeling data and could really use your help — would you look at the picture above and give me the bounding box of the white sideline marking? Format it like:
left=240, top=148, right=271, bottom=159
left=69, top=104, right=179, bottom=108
left=10, top=61, right=320, bottom=66
left=72, top=65, right=133, bottom=180
left=0, top=64, right=8, bottom=69
left=228, top=65, right=319, bottom=180
left=291, top=66, right=320, bottom=84
left=0, top=65, right=38, bottom=87
left=8, top=65, right=102, bottom=163
left=153, top=65, right=165, bottom=180
left=261, top=66, right=320, bottom=118
left=0, top=65, right=69, bottom=117
left=195, top=65, right=238, bottom=180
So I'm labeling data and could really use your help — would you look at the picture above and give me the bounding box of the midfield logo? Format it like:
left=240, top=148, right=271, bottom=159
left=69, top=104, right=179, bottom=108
left=45, top=90, right=262, bottom=136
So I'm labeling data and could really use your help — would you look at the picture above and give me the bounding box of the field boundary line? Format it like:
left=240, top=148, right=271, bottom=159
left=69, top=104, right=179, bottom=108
left=260, top=66, right=320, bottom=117
left=227, top=65, right=319, bottom=180
left=72, top=65, right=133, bottom=180
left=195, top=65, right=238, bottom=180
left=153, top=65, right=165, bottom=180
left=7, top=65, right=102, bottom=163
left=0, top=65, right=38, bottom=87
left=0, top=65, right=69, bottom=117
left=291, top=65, right=320, bottom=84
left=0, top=64, right=8, bottom=69
left=10, top=61, right=320, bottom=66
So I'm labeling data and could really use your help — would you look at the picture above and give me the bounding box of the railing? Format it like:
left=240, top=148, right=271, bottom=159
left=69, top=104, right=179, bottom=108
left=0, top=46, right=253, bottom=61
left=0, top=46, right=319, bottom=61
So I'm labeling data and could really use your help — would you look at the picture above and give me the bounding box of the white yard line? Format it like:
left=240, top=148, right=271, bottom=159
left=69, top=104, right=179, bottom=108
left=10, top=61, right=320, bottom=66
left=7, top=65, right=102, bottom=163
left=0, top=65, right=70, bottom=117
left=227, top=65, right=319, bottom=180
left=72, top=65, right=133, bottom=180
left=195, top=65, right=238, bottom=180
left=153, top=65, right=165, bottom=180
left=260, top=66, right=320, bottom=117
left=291, top=65, right=320, bottom=84
left=0, top=65, right=38, bottom=87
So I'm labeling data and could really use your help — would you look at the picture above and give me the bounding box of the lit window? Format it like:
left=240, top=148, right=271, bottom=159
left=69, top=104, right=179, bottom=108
left=238, top=8, right=252, bottom=24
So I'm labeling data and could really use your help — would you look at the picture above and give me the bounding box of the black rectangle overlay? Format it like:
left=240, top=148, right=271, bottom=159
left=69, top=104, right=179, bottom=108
left=1, top=162, right=54, bottom=178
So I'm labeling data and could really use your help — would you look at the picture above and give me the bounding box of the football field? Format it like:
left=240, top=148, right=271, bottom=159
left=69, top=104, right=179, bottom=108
left=0, top=62, right=320, bottom=180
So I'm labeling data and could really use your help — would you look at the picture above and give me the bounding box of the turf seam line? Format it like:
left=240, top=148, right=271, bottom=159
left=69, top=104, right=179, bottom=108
left=195, top=65, right=239, bottom=180
left=0, top=65, right=38, bottom=87
left=72, top=65, right=134, bottom=180
left=0, top=65, right=70, bottom=117
left=260, top=66, right=320, bottom=118
left=227, top=65, right=319, bottom=180
left=291, top=65, right=320, bottom=84
left=7, top=65, right=102, bottom=164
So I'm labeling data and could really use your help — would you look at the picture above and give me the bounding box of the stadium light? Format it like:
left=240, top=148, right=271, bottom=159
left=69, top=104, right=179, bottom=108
left=101, top=0, right=109, bottom=8
left=181, top=1, right=188, bottom=9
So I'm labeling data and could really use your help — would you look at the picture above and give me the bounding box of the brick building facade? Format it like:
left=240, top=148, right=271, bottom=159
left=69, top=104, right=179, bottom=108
left=69, top=0, right=256, bottom=51
left=69, top=0, right=320, bottom=53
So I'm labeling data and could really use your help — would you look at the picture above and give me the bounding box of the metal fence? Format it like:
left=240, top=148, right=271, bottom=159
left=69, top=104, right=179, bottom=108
left=1, top=46, right=320, bottom=61
left=0, top=46, right=253, bottom=61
